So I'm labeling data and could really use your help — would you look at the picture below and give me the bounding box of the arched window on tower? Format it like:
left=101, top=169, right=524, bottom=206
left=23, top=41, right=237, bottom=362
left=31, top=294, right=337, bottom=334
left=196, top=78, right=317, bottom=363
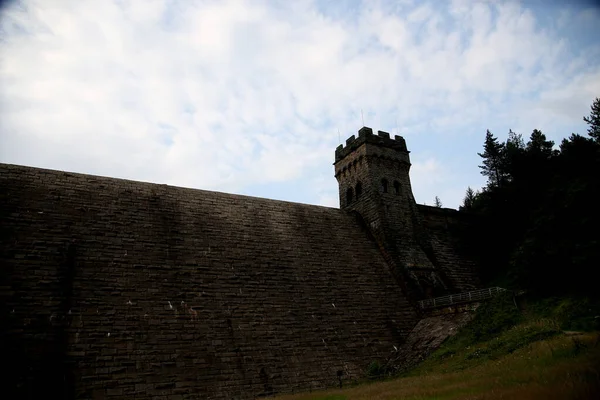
left=355, top=181, right=362, bottom=199
left=346, top=187, right=354, bottom=204
left=394, top=181, right=400, bottom=195
left=380, top=179, right=388, bottom=193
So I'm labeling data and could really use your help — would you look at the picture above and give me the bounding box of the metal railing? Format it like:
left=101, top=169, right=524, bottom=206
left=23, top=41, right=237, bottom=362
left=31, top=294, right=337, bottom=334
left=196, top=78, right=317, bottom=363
left=418, top=287, right=507, bottom=309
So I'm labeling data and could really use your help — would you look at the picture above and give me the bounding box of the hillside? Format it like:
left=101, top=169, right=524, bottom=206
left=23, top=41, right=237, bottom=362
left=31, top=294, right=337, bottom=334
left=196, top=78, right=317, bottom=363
left=272, top=294, right=600, bottom=400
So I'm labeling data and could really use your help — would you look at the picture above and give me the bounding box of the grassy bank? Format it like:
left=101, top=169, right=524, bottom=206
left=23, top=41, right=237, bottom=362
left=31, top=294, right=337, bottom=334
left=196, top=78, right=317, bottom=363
left=273, top=295, right=600, bottom=400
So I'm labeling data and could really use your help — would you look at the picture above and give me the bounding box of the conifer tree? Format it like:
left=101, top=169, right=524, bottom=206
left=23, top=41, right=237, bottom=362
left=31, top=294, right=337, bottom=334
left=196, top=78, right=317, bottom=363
left=527, top=129, right=554, bottom=157
left=434, top=196, right=442, bottom=208
left=504, top=129, right=526, bottom=181
left=583, top=97, right=600, bottom=142
left=461, top=98, right=600, bottom=296
left=478, top=130, right=505, bottom=188
left=460, top=186, right=476, bottom=210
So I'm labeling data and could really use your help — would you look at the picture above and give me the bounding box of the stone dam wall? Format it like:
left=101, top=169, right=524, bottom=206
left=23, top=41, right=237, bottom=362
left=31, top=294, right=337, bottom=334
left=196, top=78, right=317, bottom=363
left=417, top=205, right=481, bottom=293
left=1, top=163, right=420, bottom=399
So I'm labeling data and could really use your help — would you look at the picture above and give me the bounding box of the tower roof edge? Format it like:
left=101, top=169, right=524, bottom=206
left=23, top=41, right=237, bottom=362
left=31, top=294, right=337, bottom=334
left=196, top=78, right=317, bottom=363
left=334, top=127, right=408, bottom=163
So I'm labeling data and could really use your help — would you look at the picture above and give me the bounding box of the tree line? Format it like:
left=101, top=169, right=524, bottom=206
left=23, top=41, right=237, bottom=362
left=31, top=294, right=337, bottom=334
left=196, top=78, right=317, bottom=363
left=458, top=98, right=600, bottom=297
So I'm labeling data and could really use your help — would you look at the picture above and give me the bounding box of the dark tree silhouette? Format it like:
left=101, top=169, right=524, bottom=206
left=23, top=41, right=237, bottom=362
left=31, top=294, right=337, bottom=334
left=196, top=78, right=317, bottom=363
left=459, top=186, right=477, bottom=211
left=460, top=98, right=600, bottom=298
left=478, top=130, right=506, bottom=188
left=527, top=129, right=554, bottom=156
left=583, top=97, right=600, bottom=142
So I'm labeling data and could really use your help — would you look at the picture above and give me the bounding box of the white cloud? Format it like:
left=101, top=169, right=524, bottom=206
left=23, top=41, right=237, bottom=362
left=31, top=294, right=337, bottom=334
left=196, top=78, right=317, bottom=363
left=1, top=0, right=598, bottom=210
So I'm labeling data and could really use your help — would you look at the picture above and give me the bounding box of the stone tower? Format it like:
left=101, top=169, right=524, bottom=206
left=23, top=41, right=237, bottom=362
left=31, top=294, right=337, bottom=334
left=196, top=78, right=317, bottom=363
left=334, top=127, right=448, bottom=299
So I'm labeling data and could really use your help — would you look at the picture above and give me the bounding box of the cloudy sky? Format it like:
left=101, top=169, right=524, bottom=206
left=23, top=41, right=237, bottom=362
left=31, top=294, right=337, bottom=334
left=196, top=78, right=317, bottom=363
left=1, top=0, right=599, bottom=209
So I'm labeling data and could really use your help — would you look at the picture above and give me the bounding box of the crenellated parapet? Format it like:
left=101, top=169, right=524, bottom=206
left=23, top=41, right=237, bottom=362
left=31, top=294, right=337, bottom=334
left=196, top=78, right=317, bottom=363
left=335, top=126, right=408, bottom=163
left=334, top=127, right=411, bottom=180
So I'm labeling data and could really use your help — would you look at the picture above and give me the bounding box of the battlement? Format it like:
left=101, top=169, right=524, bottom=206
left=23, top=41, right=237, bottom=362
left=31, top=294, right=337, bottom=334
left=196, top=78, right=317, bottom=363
left=334, top=126, right=409, bottom=163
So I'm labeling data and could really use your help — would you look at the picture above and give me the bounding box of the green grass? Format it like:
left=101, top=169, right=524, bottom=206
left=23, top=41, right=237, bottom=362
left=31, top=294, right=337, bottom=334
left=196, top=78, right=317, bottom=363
left=525, top=296, right=600, bottom=332
left=273, top=294, right=600, bottom=400
left=275, top=331, right=600, bottom=400
left=409, top=293, right=600, bottom=375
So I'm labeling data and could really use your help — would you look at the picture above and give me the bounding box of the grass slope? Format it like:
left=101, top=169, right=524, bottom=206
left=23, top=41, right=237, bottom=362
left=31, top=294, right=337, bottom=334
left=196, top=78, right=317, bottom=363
left=274, top=295, right=600, bottom=400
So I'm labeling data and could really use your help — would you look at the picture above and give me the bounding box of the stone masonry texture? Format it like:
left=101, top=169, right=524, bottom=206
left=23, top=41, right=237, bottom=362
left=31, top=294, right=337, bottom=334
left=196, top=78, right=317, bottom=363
left=417, top=205, right=481, bottom=293
left=334, top=128, right=479, bottom=298
left=1, top=163, right=419, bottom=399
left=0, top=129, right=479, bottom=399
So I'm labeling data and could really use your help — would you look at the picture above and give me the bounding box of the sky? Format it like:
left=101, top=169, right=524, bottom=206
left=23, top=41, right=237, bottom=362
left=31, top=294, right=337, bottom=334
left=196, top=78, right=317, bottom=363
left=1, top=0, right=599, bottom=209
